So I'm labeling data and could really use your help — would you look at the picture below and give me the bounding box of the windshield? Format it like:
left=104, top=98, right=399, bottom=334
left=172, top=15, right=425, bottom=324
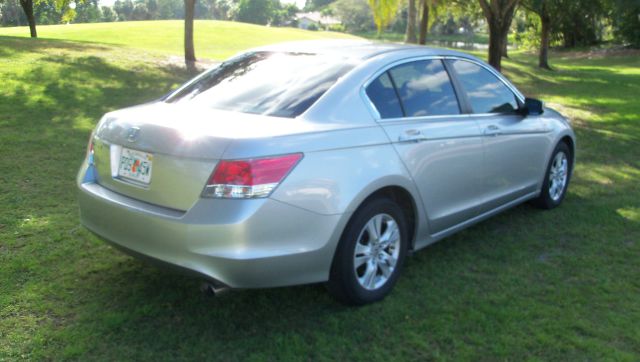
left=165, top=51, right=356, bottom=118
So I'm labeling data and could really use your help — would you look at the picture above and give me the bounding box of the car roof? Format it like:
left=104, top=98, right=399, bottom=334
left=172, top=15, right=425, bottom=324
left=252, top=39, right=475, bottom=61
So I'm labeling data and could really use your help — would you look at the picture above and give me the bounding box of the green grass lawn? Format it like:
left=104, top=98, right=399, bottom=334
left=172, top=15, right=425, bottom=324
left=0, top=20, right=355, bottom=60
left=1, top=21, right=640, bottom=360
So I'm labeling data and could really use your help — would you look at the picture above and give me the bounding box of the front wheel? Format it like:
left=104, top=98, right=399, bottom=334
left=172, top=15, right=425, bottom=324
left=531, top=142, right=572, bottom=209
left=327, top=197, right=409, bottom=305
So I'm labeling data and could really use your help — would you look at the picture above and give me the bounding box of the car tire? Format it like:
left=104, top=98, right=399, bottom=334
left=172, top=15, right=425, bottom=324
left=531, top=142, right=573, bottom=209
left=326, top=197, right=409, bottom=305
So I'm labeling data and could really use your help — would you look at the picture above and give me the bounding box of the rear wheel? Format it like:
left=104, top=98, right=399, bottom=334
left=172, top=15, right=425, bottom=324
left=531, top=142, right=572, bottom=209
left=327, top=197, right=408, bottom=305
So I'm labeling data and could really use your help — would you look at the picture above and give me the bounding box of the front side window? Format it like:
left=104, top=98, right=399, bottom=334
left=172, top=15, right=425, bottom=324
left=449, top=60, right=519, bottom=114
left=365, top=59, right=460, bottom=119
left=165, top=52, right=355, bottom=118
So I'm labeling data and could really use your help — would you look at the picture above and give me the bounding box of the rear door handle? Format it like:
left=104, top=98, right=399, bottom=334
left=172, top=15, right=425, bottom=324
left=398, top=129, right=427, bottom=143
left=484, top=125, right=501, bottom=136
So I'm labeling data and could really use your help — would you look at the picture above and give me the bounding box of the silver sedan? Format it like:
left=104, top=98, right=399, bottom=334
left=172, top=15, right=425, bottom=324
left=77, top=40, right=575, bottom=305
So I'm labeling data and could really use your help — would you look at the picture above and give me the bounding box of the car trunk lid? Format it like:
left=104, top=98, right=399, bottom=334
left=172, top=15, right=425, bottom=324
left=90, top=102, right=344, bottom=211
left=91, top=103, right=232, bottom=211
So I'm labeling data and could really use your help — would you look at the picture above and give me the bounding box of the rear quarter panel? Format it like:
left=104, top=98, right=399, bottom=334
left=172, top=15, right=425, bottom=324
left=222, top=125, right=429, bottom=249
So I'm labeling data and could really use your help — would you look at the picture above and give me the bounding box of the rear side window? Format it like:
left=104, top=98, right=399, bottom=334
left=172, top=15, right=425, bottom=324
left=165, top=51, right=355, bottom=118
left=449, top=60, right=519, bottom=114
left=365, top=72, right=404, bottom=119
left=388, top=60, right=460, bottom=117
left=365, top=59, right=460, bottom=119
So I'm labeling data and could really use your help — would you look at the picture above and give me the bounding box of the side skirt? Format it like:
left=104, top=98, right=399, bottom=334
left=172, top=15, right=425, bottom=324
left=413, top=191, right=540, bottom=251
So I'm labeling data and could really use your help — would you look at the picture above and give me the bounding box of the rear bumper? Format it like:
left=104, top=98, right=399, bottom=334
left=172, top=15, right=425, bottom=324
left=78, top=180, right=343, bottom=288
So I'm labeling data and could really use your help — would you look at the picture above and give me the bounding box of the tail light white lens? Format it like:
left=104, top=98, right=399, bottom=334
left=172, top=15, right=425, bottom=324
left=202, top=153, right=303, bottom=199
left=86, top=132, right=95, bottom=163
left=82, top=132, right=97, bottom=183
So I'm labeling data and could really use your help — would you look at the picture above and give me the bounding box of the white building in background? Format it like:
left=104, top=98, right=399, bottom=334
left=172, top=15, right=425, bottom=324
left=296, top=12, right=341, bottom=30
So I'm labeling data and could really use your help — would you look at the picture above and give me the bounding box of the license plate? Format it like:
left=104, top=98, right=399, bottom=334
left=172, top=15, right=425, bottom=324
left=118, top=148, right=153, bottom=185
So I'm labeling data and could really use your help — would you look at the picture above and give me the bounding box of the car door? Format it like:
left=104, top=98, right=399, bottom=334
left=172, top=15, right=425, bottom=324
left=446, top=58, right=552, bottom=210
left=365, top=58, right=486, bottom=235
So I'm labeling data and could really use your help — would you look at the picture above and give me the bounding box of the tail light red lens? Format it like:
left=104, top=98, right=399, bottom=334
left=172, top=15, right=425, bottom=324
left=86, top=132, right=94, bottom=155
left=86, top=132, right=95, bottom=165
left=203, top=153, right=303, bottom=199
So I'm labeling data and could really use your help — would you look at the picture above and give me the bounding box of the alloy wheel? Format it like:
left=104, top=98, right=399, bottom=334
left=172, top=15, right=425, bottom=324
left=353, top=213, right=401, bottom=290
left=549, top=151, right=568, bottom=201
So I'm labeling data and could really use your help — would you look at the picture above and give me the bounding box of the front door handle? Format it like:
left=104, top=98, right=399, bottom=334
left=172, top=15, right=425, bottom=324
left=484, top=125, right=501, bottom=137
left=398, top=129, right=427, bottom=143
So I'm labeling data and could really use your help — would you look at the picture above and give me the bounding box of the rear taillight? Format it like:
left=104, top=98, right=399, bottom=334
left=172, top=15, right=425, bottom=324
left=86, top=132, right=95, bottom=164
left=82, top=132, right=97, bottom=183
left=86, top=132, right=94, bottom=154
left=202, top=153, right=303, bottom=199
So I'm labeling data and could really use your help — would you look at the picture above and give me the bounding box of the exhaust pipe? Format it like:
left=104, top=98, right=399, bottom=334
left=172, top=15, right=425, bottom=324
left=200, top=282, right=229, bottom=297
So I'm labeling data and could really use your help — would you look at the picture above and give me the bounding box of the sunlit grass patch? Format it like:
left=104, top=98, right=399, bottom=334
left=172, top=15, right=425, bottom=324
left=0, top=20, right=357, bottom=60
left=617, top=207, right=640, bottom=223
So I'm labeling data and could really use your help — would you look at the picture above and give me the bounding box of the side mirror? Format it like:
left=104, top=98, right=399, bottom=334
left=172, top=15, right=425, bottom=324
left=521, top=97, right=544, bottom=116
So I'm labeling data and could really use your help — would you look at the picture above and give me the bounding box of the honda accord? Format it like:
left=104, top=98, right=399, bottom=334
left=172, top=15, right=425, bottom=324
left=77, top=40, right=575, bottom=305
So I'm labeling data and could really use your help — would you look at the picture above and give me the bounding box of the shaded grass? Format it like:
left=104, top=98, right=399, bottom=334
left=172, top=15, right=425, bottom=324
left=0, top=30, right=639, bottom=360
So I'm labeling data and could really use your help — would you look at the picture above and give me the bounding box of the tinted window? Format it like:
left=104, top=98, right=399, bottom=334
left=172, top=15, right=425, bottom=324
left=165, top=52, right=355, bottom=118
left=449, top=60, right=519, bottom=114
left=388, top=60, right=460, bottom=117
left=365, top=72, right=403, bottom=119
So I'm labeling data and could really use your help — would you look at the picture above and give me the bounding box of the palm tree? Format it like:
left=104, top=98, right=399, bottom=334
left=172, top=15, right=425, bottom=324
left=367, top=0, right=400, bottom=37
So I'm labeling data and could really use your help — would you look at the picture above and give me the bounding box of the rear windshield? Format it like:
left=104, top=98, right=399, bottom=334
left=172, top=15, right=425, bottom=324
left=164, top=51, right=355, bottom=118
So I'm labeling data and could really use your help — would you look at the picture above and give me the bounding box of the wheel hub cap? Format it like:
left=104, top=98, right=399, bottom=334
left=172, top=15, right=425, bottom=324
left=549, top=151, right=568, bottom=202
left=353, top=213, right=401, bottom=291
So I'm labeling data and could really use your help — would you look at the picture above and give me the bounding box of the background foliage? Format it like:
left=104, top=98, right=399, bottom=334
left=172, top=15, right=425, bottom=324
left=1, top=0, right=639, bottom=49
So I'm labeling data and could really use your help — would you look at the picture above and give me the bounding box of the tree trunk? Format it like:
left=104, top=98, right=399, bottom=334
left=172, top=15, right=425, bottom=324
left=418, top=0, right=429, bottom=45
left=563, top=29, right=575, bottom=48
left=539, top=11, right=551, bottom=69
left=487, top=21, right=504, bottom=71
left=405, top=0, right=417, bottom=43
left=19, top=0, right=37, bottom=38
left=479, top=0, right=518, bottom=72
left=502, top=31, right=509, bottom=58
left=184, top=0, right=196, bottom=72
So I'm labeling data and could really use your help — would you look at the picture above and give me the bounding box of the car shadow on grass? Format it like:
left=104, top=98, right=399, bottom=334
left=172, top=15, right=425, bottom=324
left=60, top=160, right=639, bottom=358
